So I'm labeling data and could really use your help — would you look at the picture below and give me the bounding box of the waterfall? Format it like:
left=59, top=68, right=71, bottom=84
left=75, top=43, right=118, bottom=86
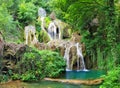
left=75, top=43, right=88, bottom=71
left=48, top=22, right=57, bottom=40
left=38, top=8, right=61, bottom=40
left=63, top=42, right=88, bottom=71
left=38, top=7, right=87, bottom=71
left=64, top=42, right=72, bottom=71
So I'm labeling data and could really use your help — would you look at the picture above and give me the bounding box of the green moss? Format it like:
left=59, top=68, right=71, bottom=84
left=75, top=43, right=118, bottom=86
left=38, top=30, right=50, bottom=43
left=44, top=17, right=51, bottom=28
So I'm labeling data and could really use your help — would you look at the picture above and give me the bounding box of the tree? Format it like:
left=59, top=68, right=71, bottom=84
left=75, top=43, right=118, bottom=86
left=48, top=0, right=120, bottom=69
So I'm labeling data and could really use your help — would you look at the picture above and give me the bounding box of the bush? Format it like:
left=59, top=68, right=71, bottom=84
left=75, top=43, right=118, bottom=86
left=39, top=50, right=66, bottom=77
left=100, top=66, right=120, bottom=88
left=13, top=48, right=66, bottom=81
left=18, top=2, right=37, bottom=25
left=0, top=3, right=16, bottom=32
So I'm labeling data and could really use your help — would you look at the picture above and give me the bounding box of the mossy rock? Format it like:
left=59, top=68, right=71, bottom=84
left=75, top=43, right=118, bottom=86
left=38, top=30, right=50, bottom=43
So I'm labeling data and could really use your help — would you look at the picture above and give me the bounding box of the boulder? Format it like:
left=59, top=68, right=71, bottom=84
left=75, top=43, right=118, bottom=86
left=50, top=12, right=56, bottom=20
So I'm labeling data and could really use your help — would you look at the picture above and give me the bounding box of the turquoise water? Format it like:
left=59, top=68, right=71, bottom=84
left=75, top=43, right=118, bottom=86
left=21, top=81, right=99, bottom=88
left=62, top=70, right=105, bottom=80
left=20, top=70, right=105, bottom=88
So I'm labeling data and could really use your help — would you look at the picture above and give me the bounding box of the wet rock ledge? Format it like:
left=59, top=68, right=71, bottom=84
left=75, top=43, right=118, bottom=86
left=44, top=78, right=103, bottom=85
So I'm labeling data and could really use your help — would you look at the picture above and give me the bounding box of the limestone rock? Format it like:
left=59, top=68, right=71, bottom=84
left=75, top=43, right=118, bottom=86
left=53, top=19, right=72, bottom=39
left=50, top=12, right=56, bottom=20
left=0, top=32, right=4, bottom=58
left=38, top=7, right=46, bottom=17
left=1, top=43, right=27, bottom=74
left=24, top=25, right=38, bottom=46
left=38, top=30, right=51, bottom=43
left=44, top=78, right=103, bottom=85
left=69, top=46, right=77, bottom=70
left=71, top=32, right=81, bottom=43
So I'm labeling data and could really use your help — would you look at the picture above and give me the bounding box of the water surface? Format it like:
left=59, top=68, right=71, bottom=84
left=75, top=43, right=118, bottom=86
left=21, top=81, right=99, bottom=88
left=21, top=70, right=104, bottom=88
left=0, top=70, right=105, bottom=88
left=62, top=70, right=105, bottom=80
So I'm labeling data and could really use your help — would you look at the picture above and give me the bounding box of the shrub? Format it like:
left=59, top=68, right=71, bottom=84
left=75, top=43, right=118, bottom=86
left=100, top=66, right=120, bottom=88
left=13, top=48, right=66, bottom=81
left=18, top=2, right=37, bottom=25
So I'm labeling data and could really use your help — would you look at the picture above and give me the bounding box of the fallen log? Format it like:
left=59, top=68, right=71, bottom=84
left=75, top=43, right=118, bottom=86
left=44, top=78, right=103, bottom=85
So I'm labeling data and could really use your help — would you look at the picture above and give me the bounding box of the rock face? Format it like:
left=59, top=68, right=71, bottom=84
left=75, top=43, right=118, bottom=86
left=46, top=37, right=86, bottom=70
left=0, top=32, right=4, bottom=58
left=23, top=9, right=87, bottom=70
left=53, top=19, right=72, bottom=39
left=24, top=25, right=38, bottom=46
left=32, top=31, right=86, bottom=70
left=38, top=16, right=72, bottom=42
left=38, top=7, right=46, bottom=17
left=0, top=32, right=4, bottom=74
left=44, top=78, right=103, bottom=85
left=1, top=43, right=27, bottom=74
left=50, top=12, right=56, bottom=20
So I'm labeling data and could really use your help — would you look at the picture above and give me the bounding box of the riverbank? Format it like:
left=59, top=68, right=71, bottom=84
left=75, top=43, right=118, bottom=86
left=44, top=78, right=103, bottom=85
left=0, top=77, right=103, bottom=88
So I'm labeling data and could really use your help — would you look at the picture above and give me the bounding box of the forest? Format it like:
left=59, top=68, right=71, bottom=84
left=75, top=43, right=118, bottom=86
left=0, top=0, right=120, bottom=88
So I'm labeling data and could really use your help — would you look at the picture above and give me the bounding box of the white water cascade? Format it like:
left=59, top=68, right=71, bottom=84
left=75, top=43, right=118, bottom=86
left=75, top=43, right=88, bottom=71
left=38, top=7, right=87, bottom=71
left=64, top=42, right=88, bottom=71
left=48, top=22, right=57, bottom=40
left=64, top=43, right=72, bottom=71
left=38, top=7, right=61, bottom=40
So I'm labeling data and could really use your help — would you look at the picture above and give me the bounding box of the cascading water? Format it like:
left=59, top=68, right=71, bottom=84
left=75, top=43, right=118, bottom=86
left=75, top=43, right=88, bottom=71
left=64, top=42, right=72, bottom=71
left=38, top=7, right=61, bottom=40
left=63, top=42, right=88, bottom=71
left=48, top=22, right=57, bottom=40
left=38, top=7, right=87, bottom=71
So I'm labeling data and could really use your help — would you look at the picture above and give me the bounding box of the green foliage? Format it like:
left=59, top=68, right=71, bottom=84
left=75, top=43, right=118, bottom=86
left=13, top=48, right=65, bottom=81
left=0, top=1, right=21, bottom=43
left=18, top=2, right=37, bottom=25
left=44, top=17, right=51, bottom=28
left=100, top=66, right=120, bottom=88
left=49, top=0, right=120, bottom=70
left=12, top=74, right=21, bottom=80
left=38, top=30, right=50, bottom=43
left=39, top=50, right=66, bottom=77
left=0, top=4, right=15, bottom=31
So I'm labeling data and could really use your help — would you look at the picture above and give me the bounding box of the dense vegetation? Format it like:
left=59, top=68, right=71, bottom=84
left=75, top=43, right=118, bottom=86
left=0, top=0, right=120, bottom=87
left=12, top=49, right=65, bottom=81
left=0, top=48, right=65, bottom=82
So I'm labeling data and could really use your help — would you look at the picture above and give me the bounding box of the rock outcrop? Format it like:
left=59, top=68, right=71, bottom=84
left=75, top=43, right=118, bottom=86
left=44, top=78, right=103, bottom=85
left=0, top=32, right=4, bottom=74
left=1, top=43, right=27, bottom=74
left=0, top=32, right=4, bottom=58
left=24, top=25, right=38, bottom=46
